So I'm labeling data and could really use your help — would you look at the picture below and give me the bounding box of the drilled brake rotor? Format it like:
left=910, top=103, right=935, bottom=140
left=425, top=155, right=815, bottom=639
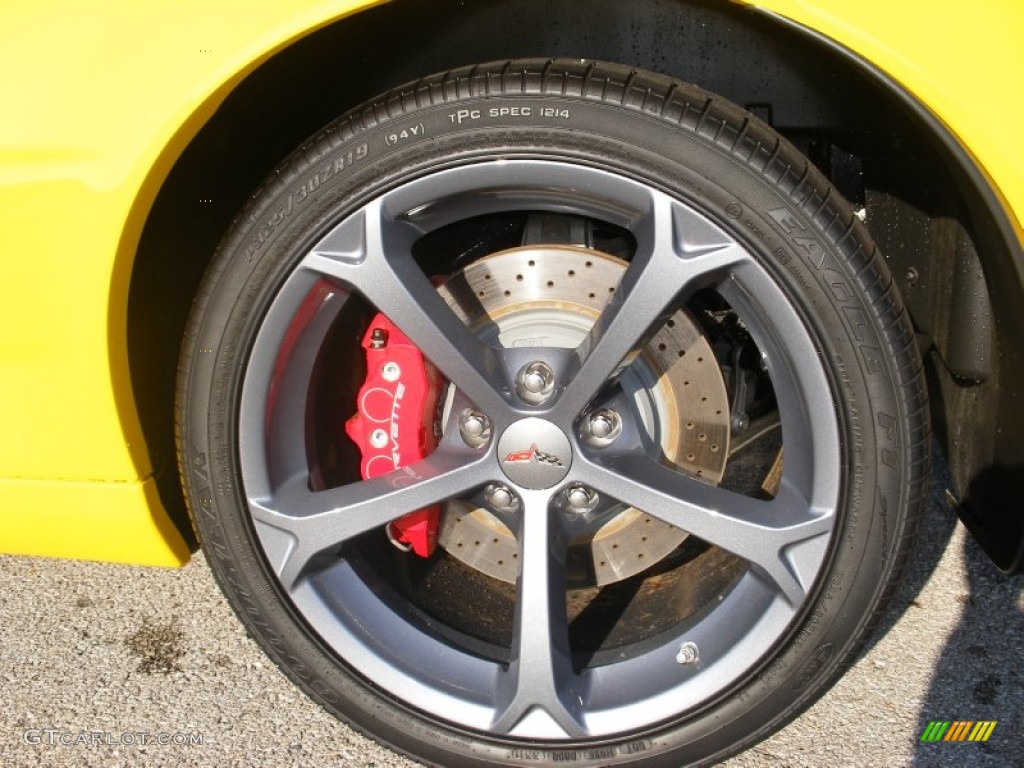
left=436, top=246, right=730, bottom=586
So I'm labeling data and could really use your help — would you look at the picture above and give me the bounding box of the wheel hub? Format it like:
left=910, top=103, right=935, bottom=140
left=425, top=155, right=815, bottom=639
left=436, top=245, right=731, bottom=586
left=497, top=418, right=572, bottom=489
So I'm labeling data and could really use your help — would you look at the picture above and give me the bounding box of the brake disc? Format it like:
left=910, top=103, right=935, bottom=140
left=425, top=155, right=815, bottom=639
left=436, top=246, right=730, bottom=586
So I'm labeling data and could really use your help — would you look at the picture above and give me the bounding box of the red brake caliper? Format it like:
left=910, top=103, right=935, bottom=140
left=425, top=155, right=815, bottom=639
left=344, top=314, right=443, bottom=557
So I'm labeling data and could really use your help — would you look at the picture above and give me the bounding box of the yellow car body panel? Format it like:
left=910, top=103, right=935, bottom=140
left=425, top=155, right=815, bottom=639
left=0, top=0, right=380, bottom=565
left=0, top=0, right=1019, bottom=566
left=752, top=0, right=1024, bottom=242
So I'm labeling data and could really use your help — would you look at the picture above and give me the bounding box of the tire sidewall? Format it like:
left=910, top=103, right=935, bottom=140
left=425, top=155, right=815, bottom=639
left=180, top=78, right=918, bottom=767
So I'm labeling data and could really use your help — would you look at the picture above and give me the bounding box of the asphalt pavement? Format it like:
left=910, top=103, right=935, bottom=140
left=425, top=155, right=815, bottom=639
left=1, top=471, right=1021, bottom=768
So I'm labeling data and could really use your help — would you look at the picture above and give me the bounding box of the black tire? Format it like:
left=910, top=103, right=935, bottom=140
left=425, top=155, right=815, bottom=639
left=178, top=59, right=928, bottom=766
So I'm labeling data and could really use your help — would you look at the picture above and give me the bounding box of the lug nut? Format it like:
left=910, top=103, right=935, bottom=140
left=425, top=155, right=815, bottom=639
left=458, top=409, right=492, bottom=448
left=584, top=408, right=622, bottom=446
left=485, top=483, right=520, bottom=513
left=563, top=484, right=599, bottom=513
left=516, top=361, right=555, bottom=404
left=523, top=368, right=549, bottom=393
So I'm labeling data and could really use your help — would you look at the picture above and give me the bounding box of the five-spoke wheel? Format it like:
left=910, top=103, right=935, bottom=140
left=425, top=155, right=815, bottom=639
left=179, top=60, right=926, bottom=766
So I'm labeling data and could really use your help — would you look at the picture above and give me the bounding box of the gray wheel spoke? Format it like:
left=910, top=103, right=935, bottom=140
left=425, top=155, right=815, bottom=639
left=492, top=491, right=587, bottom=738
left=577, top=454, right=833, bottom=606
left=250, top=447, right=488, bottom=591
left=303, top=200, right=510, bottom=417
left=552, top=194, right=748, bottom=422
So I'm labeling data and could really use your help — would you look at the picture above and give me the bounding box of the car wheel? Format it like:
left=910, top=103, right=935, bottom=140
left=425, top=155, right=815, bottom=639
left=178, top=59, right=928, bottom=766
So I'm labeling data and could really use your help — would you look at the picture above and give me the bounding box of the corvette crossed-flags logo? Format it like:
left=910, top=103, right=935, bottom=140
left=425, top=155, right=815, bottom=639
left=503, top=443, right=564, bottom=468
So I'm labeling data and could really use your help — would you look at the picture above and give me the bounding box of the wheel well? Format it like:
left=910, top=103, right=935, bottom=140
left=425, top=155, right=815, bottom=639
left=129, top=0, right=1024, bottom=568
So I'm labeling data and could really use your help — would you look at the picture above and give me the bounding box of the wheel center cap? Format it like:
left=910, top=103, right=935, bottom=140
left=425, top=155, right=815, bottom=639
left=497, top=418, right=572, bottom=490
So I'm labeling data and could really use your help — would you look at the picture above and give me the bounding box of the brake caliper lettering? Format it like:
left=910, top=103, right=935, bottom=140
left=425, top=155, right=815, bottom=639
left=344, top=315, right=442, bottom=557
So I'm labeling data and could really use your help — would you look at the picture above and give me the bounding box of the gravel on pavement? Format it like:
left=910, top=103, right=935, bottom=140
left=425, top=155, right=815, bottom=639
left=1, top=474, right=1021, bottom=768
